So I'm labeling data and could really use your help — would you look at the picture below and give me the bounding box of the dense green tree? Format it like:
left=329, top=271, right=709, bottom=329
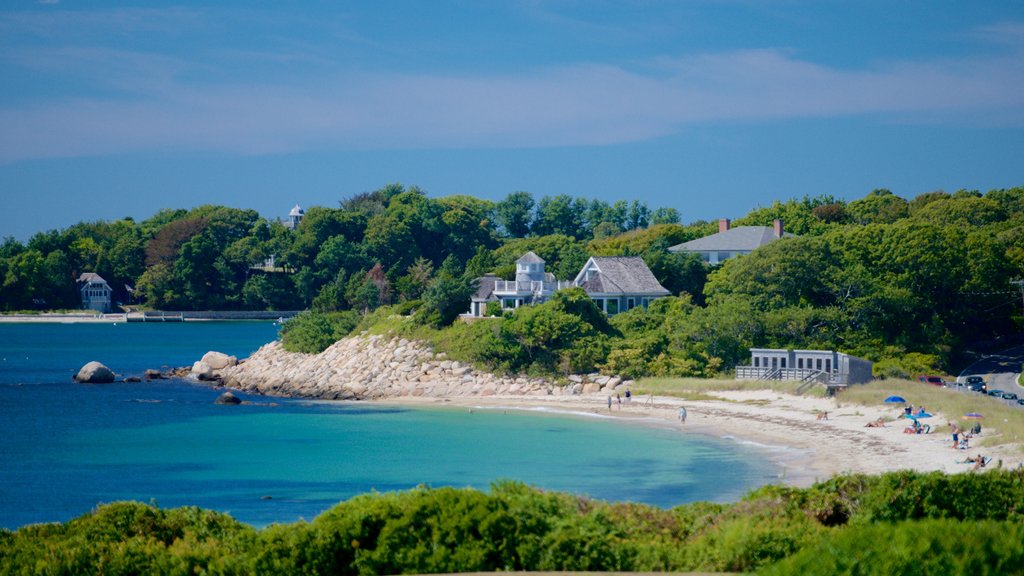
left=495, top=191, right=535, bottom=237
left=846, top=188, right=909, bottom=224
left=533, top=195, right=586, bottom=238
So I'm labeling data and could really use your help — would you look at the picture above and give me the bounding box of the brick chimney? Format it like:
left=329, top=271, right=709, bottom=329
left=718, top=218, right=731, bottom=233
left=773, top=219, right=784, bottom=237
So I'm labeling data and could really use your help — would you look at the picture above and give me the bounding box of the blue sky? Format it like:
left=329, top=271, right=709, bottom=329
left=2, top=1, right=1024, bottom=240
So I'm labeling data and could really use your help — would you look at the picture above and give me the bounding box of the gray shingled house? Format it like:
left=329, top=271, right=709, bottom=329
left=465, top=252, right=669, bottom=317
left=669, top=218, right=795, bottom=264
left=572, top=256, right=671, bottom=315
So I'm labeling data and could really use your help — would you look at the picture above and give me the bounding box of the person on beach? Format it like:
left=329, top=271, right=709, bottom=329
left=950, top=422, right=960, bottom=449
left=616, top=393, right=621, bottom=409
left=679, top=406, right=687, bottom=422
left=607, top=396, right=612, bottom=411
left=625, top=389, right=631, bottom=403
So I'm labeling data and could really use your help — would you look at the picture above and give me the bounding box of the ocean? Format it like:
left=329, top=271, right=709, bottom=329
left=0, top=322, right=778, bottom=529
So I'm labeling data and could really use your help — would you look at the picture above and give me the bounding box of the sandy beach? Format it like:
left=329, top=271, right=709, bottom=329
left=386, top=390, right=1024, bottom=488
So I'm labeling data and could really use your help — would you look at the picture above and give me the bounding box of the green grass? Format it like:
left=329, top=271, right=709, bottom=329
left=633, top=376, right=828, bottom=399
left=834, top=379, right=1024, bottom=450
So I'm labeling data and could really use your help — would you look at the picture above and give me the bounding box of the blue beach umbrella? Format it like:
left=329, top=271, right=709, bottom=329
left=884, top=395, right=906, bottom=403
left=964, top=413, right=984, bottom=419
left=905, top=412, right=932, bottom=419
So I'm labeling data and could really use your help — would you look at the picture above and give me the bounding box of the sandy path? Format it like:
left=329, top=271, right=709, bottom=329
left=387, top=390, right=1023, bottom=488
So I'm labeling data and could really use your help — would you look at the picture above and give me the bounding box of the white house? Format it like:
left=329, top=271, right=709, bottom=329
left=78, top=272, right=112, bottom=313
left=465, top=252, right=669, bottom=317
left=669, top=218, right=795, bottom=264
left=467, top=252, right=574, bottom=316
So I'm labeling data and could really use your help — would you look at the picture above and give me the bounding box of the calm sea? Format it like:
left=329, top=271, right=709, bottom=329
left=0, top=322, right=777, bottom=529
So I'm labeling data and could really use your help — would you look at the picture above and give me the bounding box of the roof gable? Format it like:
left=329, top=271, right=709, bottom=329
left=575, top=257, right=669, bottom=296
left=669, top=226, right=796, bottom=252
left=517, top=251, right=544, bottom=264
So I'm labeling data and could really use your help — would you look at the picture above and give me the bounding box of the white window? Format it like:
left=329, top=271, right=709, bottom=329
left=627, top=298, right=635, bottom=310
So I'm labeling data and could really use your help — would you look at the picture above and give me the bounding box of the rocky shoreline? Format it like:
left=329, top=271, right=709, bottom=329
left=210, top=334, right=633, bottom=401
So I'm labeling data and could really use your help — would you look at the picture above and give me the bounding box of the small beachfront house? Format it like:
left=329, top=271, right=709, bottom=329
left=669, top=218, right=795, bottom=264
left=465, top=252, right=669, bottom=317
left=78, top=272, right=112, bottom=313
left=573, top=256, right=671, bottom=315
left=735, top=348, right=873, bottom=388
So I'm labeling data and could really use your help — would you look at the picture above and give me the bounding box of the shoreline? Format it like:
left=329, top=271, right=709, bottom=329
left=211, top=334, right=1024, bottom=487
left=377, top=391, right=1021, bottom=488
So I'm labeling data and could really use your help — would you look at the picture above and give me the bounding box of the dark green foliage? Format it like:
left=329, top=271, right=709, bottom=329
left=279, top=310, right=360, bottom=353
left=759, top=519, right=1024, bottom=576
left=5, top=471, right=1023, bottom=575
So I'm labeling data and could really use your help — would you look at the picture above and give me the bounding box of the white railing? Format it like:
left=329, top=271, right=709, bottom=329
left=736, top=366, right=847, bottom=386
left=493, top=280, right=576, bottom=294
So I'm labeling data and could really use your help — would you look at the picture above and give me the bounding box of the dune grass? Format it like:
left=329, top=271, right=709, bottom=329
left=633, top=376, right=827, bottom=399
left=834, top=379, right=1024, bottom=450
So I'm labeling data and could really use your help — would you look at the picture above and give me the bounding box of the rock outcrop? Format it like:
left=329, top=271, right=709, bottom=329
left=75, top=361, right=115, bottom=384
left=217, top=334, right=634, bottom=401
left=191, top=361, right=216, bottom=381
left=201, top=351, right=238, bottom=370
left=214, top=391, right=242, bottom=405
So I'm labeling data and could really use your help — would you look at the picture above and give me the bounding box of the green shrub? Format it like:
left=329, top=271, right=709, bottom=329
left=279, top=310, right=360, bottom=353
left=759, top=518, right=1024, bottom=575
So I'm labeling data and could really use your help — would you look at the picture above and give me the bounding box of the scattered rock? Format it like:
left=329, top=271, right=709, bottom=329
left=214, top=391, right=242, bottom=405
left=75, top=361, right=115, bottom=384
left=201, top=351, right=238, bottom=370
left=191, top=361, right=215, bottom=381
left=124, top=376, right=142, bottom=383
left=144, top=369, right=164, bottom=380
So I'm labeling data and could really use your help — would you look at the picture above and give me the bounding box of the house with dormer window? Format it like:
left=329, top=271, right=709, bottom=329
left=78, top=273, right=112, bottom=313
left=465, top=252, right=669, bottom=317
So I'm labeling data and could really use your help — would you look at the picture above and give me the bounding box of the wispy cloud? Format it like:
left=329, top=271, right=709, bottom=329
left=2, top=9, right=1023, bottom=162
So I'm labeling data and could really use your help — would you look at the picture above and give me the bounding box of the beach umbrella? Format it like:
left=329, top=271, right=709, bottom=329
left=905, top=412, right=932, bottom=419
left=964, top=413, right=984, bottom=419
left=884, top=395, right=906, bottom=403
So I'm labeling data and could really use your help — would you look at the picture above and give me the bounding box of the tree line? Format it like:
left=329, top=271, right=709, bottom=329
left=2, top=184, right=1023, bottom=374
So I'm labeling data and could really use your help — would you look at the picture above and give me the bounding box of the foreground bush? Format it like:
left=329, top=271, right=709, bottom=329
left=3, top=470, right=1023, bottom=575
left=759, top=518, right=1024, bottom=575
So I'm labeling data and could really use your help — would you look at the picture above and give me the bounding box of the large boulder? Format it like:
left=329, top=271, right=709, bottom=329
left=201, top=351, right=238, bottom=370
left=144, top=369, right=164, bottom=380
left=75, top=361, right=115, bottom=384
left=214, top=391, right=242, bottom=405
left=191, top=361, right=215, bottom=381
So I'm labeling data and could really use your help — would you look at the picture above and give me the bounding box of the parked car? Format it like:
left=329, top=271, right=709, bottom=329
left=966, top=376, right=987, bottom=393
left=1018, top=398, right=1024, bottom=406
left=1002, top=392, right=1019, bottom=401
left=919, top=375, right=946, bottom=387
left=987, top=389, right=1005, bottom=397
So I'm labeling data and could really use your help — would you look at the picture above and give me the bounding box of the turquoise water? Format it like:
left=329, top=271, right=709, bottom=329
left=0, top=323, right=777, bottom=529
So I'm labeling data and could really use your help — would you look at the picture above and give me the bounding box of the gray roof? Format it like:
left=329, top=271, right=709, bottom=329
left=472, top=274, right=498, bottom=302
left=669, top=226, right=795, bottom=253
left=577, top=257, right=670, bottom=296
left=289, top=204, right=304, bottom=217
left=516, top=251, right=544, bottom=264
left=77, top=272, right=108, bottom=284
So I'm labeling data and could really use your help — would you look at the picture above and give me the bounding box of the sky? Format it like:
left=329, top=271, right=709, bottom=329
left=2, top=1, right=1024, bottom=240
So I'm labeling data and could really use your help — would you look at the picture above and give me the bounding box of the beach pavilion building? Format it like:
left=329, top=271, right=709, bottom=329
left=735, top=348, right=874, bottom=390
